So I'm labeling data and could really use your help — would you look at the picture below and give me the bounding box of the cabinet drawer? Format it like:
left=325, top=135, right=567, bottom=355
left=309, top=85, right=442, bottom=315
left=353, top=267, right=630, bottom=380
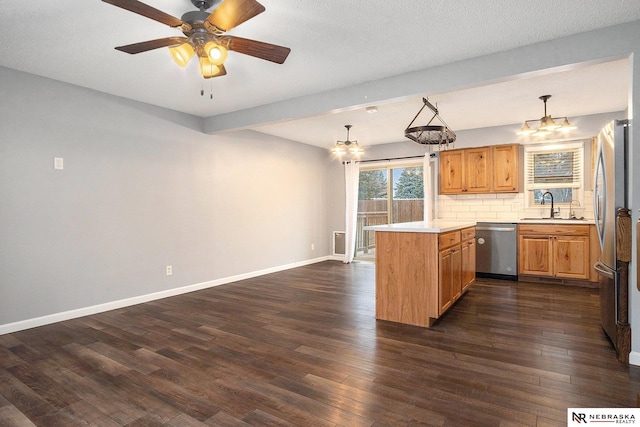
left=518, top=224, right=590, bottom=236
left=439, top=231, right=461, bottom=249
left=461, top=227, right=475, bottom=241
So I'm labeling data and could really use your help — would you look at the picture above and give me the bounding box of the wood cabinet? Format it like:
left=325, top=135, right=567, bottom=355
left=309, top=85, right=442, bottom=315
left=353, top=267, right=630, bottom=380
left=438, top=231, right=462, bottom=314
left=375, top=226, right=476, bottom=327
left=461, top=227, right=476, bottom=293
left=518, top=224, right=591, bottom=281
left=438, top=227, right=477, bottom=314
left=439, top=144, right=518, bottom=194
left=491, top=144, right=519, bottom=192
left=440, top=147, right=490, bottom=194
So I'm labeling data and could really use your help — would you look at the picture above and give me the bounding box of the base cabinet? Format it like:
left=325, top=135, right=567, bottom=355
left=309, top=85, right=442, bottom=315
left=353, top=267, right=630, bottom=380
left=375, top=226, right=476, bottom=327
left=518, top=224, right=591, bottom=281
left=439, top=245, right=461, bottom=314
left=461, top=234, right=476, bottom=292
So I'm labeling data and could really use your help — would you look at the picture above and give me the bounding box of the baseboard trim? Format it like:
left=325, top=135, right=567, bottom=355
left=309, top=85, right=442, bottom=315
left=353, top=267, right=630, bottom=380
left=628, top=351, right=640, bottom=366
left=0, top=256, right=333, bottom=335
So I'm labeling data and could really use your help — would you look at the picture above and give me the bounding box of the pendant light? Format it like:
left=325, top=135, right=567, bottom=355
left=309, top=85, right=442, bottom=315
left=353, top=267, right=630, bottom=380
left=331, top=125, right=363, bottom=156
left=518, top=95, right=577, bottom=136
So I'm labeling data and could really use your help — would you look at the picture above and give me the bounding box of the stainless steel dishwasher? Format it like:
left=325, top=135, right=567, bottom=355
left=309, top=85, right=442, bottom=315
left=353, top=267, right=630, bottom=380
left=476, top=222, right=518, bottom=280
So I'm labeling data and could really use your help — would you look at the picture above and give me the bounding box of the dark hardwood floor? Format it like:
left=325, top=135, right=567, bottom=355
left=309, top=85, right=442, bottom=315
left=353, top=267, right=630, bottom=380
left=1, top=261, right=639, bottom=426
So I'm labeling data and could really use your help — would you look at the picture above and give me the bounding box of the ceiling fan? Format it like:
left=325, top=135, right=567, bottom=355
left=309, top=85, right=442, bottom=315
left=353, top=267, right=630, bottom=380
left=102, top=0, right=291, bottom=79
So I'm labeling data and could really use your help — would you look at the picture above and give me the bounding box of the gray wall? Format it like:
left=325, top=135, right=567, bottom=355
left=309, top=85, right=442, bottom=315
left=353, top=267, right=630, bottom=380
left=0, top=67, right=330, bottom=328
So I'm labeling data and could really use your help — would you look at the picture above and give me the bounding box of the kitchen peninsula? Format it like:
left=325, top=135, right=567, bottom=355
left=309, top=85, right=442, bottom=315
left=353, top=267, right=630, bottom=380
left=364, top=221, right=477, bottom=327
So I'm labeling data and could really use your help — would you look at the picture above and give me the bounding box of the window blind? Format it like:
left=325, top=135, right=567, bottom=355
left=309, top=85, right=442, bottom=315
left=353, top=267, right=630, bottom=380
left=525, top=146, right=582, bottom=189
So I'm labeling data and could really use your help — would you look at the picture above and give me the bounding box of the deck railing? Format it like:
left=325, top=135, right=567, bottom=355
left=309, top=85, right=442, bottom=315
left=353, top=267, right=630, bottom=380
left=355, top=199, right=424, bottom=255
left=356, top=212, right=388, bottom=254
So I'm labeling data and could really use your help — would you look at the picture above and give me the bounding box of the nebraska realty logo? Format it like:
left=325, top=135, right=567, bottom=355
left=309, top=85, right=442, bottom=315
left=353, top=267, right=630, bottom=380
left=569, top=408, right=639, bottom=424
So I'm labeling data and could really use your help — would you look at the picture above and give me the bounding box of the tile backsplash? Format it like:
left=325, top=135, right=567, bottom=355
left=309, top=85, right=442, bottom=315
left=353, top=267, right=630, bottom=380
left=437, top=191, right=594, bottom=221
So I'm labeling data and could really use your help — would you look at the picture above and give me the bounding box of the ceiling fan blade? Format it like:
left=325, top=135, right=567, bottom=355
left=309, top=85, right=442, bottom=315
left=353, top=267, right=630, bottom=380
left=102, top=0, right=183, bottom=27
left=115, top=37, right=187, bottom=54
left=221, top=36, right=290, bottom=64
left=206, top=0, right=265, bottom=32
left=203, top=64, right=228, bottom=79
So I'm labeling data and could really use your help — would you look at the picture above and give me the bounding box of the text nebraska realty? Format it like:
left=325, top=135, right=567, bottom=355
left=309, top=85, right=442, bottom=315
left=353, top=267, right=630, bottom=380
left=573, top=412, right=636, bottom=423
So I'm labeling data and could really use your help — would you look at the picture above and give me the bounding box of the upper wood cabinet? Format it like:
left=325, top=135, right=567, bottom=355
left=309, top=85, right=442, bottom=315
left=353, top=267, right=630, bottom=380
left=465, top=147, right=491, bottom=193
left=439, top=150, right=465, bottom=194
left=491, top=144, right=519, bottom=192
left=439, top=144, right=519, bottom=195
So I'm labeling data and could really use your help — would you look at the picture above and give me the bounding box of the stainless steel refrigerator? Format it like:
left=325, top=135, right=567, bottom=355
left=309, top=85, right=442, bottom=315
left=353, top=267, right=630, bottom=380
left=593, top=120, right=629, bottom=346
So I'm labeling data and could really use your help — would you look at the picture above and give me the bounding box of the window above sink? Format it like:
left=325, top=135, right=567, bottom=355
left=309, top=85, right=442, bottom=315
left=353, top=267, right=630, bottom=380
left=523, top=141, right=586, bottom=216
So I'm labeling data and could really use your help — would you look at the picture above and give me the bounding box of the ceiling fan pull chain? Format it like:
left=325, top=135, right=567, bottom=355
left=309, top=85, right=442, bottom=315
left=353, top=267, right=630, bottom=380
left=210, top=80, right=214, bottom=99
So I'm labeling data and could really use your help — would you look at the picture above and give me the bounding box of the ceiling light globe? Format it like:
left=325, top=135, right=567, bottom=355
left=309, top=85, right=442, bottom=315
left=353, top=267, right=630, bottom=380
left=539, top=115, right=560, bottom=131
left=200, top=57, right=221, bottom=78
left=332, top=144, right=346, bottom=155
left=349, top=144, right=364, bottom=155
left=205, top=42, right=228, bottom=65
left=517, top=122, right=535, bottom=135
left=560, top=118, right=577, bottom=132
left=169, top=43, right=195, bottom=67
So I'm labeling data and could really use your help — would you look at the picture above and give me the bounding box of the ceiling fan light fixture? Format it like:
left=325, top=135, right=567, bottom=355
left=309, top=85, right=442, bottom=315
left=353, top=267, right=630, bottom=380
left=105, top=0, right=291, bottom=81
left=199, top=56, right=221, bottom=78
left=169, top=43, right=195, bottom=67
left=204, top=41, right=228, bottom=65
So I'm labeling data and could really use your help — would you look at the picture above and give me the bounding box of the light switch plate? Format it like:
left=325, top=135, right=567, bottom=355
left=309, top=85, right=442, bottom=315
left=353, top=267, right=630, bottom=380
left=54, top=157, right=64, bottom=170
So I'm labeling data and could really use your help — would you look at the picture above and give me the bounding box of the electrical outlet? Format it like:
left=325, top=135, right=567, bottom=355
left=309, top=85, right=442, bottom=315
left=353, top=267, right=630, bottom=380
left=311, top=243, right=315, bottom=251
left=54, top=157, right=64, bottom=170
left=166, top=265, right=172, bottom=276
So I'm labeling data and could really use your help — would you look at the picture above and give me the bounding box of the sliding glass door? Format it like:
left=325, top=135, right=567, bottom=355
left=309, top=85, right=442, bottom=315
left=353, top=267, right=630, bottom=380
left=356, top=164, right=424, bottom=259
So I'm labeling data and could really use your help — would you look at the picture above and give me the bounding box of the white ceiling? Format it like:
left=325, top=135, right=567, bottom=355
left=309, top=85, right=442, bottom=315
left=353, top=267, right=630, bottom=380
left=0, top=0, right=637, bottom=148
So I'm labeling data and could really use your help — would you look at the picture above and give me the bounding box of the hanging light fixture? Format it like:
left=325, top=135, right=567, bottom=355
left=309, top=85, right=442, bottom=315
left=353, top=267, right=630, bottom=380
left=404, top=97, right=456, bottom=151
left=332, top=125, right=364, bottom=156
left=517, top=95, right=577, bottom=137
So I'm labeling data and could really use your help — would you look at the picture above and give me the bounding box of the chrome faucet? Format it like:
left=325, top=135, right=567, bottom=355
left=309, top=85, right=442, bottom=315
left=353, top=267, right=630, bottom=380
left=541, top=191, right=555, bottom=218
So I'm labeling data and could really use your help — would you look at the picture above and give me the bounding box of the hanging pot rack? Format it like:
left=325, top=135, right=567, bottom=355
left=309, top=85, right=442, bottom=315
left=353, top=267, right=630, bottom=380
left=404, top=97, right=456, bottom=150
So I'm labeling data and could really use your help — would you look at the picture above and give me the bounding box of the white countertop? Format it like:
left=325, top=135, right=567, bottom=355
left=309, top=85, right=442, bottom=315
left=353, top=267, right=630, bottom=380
left=363, top=218, right=595, bottom=234
left=363, top=220, right=476, bottom=233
